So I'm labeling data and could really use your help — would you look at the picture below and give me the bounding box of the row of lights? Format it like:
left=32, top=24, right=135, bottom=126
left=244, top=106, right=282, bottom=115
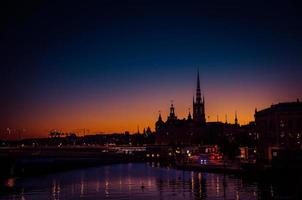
left=146, top=153, right=160, bottom=158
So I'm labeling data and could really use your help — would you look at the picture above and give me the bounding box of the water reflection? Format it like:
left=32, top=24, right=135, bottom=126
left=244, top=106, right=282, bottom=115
left=0, top=163, right=293, bottom=200
left=52, top=179, right=60, bottom=200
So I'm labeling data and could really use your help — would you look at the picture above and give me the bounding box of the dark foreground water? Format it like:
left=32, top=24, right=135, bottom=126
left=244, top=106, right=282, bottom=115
left=0, top=163, right=298, bottom=200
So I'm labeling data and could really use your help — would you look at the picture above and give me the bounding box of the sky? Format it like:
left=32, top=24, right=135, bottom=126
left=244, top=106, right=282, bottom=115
left=1, top=0, right=302, bottom=138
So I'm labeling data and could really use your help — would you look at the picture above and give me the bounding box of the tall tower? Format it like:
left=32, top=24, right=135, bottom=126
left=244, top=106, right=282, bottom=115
left=155, top=112, right=165, bottom=133
left=193, top=71, right=206, bottom=124
left=235, top=111, right=238, bottom=125
left=167, top=102, right=177, bottom=121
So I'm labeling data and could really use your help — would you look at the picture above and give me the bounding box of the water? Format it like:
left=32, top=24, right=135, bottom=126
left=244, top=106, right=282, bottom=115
left=0, top=163, right=292, bottom=200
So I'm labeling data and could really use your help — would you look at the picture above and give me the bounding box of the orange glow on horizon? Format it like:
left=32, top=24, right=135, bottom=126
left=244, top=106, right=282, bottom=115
left=7, top=80, right=299, bottom=139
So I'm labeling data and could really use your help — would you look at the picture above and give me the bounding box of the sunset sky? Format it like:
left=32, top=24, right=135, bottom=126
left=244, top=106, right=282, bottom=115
left=1, top=1, right=302, bottom=138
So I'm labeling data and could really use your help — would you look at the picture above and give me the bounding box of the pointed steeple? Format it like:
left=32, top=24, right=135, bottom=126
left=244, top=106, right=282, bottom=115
left=235, top=111, right=238, bottom=125
left=197, top=69, right=200, bottom=90
left=193, top=70, right=206, bottom=125
left=170, top=102, right=175, bottom=116
left=196, top=70, right=201, bottom=103
left=158, top=111, right=162, bottom=122
left=188, top=108, right=192, bottom=120
left=168, top=101, right=176, bottom=120
left=155, top=111, right=164, bottom=134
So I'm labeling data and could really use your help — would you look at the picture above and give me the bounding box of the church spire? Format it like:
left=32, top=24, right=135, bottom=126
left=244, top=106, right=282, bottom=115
left=170, top=102, right=174, bottom=115
left=193, top=70, right=206, bottom=125
left=188, top=108, right=192, bottom=120
left=168, top=101, right=176, bottom=120
left=197, top=69, right=200, bottom=90
left=158, top=111, right=162, bottom=122
left=196, top=70, right=201, bottom=103
left=235, top=111, right=238, bottom=125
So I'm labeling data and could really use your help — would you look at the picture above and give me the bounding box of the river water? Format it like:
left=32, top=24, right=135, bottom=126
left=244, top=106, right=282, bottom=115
left=0, top=163, right=295, bottom=200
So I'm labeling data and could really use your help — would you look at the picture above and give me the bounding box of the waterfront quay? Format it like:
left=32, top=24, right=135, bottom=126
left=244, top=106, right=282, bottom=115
left=0, top=145, right=146, bottom=179
left=1, top=144, right=301, bottom=181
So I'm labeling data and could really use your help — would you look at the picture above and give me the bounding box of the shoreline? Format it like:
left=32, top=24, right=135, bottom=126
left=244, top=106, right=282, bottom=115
left=1, top=147, right=301, bottom=183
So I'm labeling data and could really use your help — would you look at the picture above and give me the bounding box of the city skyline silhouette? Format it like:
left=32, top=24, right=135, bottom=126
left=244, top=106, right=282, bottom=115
left=1, top=1, right=301, bottom=138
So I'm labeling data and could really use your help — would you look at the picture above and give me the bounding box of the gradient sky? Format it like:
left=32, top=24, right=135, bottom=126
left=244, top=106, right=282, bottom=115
left=1, top=0, right=302, bottom=138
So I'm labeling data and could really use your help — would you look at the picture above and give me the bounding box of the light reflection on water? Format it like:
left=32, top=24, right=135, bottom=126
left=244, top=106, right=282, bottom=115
left=0, top=163, right=278, bottom=200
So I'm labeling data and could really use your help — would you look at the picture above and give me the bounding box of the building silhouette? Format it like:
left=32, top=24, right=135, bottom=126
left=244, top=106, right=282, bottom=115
left=155, top=71, right=256, bottom=153
left=255, top=99, right=302, bottom=162
left=193, top=71, right=206, bottom=124
left=155, top=72, right=206, bottom=145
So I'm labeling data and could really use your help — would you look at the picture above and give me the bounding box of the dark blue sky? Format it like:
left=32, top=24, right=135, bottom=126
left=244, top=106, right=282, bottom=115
left=1, top=0, right=302, bottom=136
